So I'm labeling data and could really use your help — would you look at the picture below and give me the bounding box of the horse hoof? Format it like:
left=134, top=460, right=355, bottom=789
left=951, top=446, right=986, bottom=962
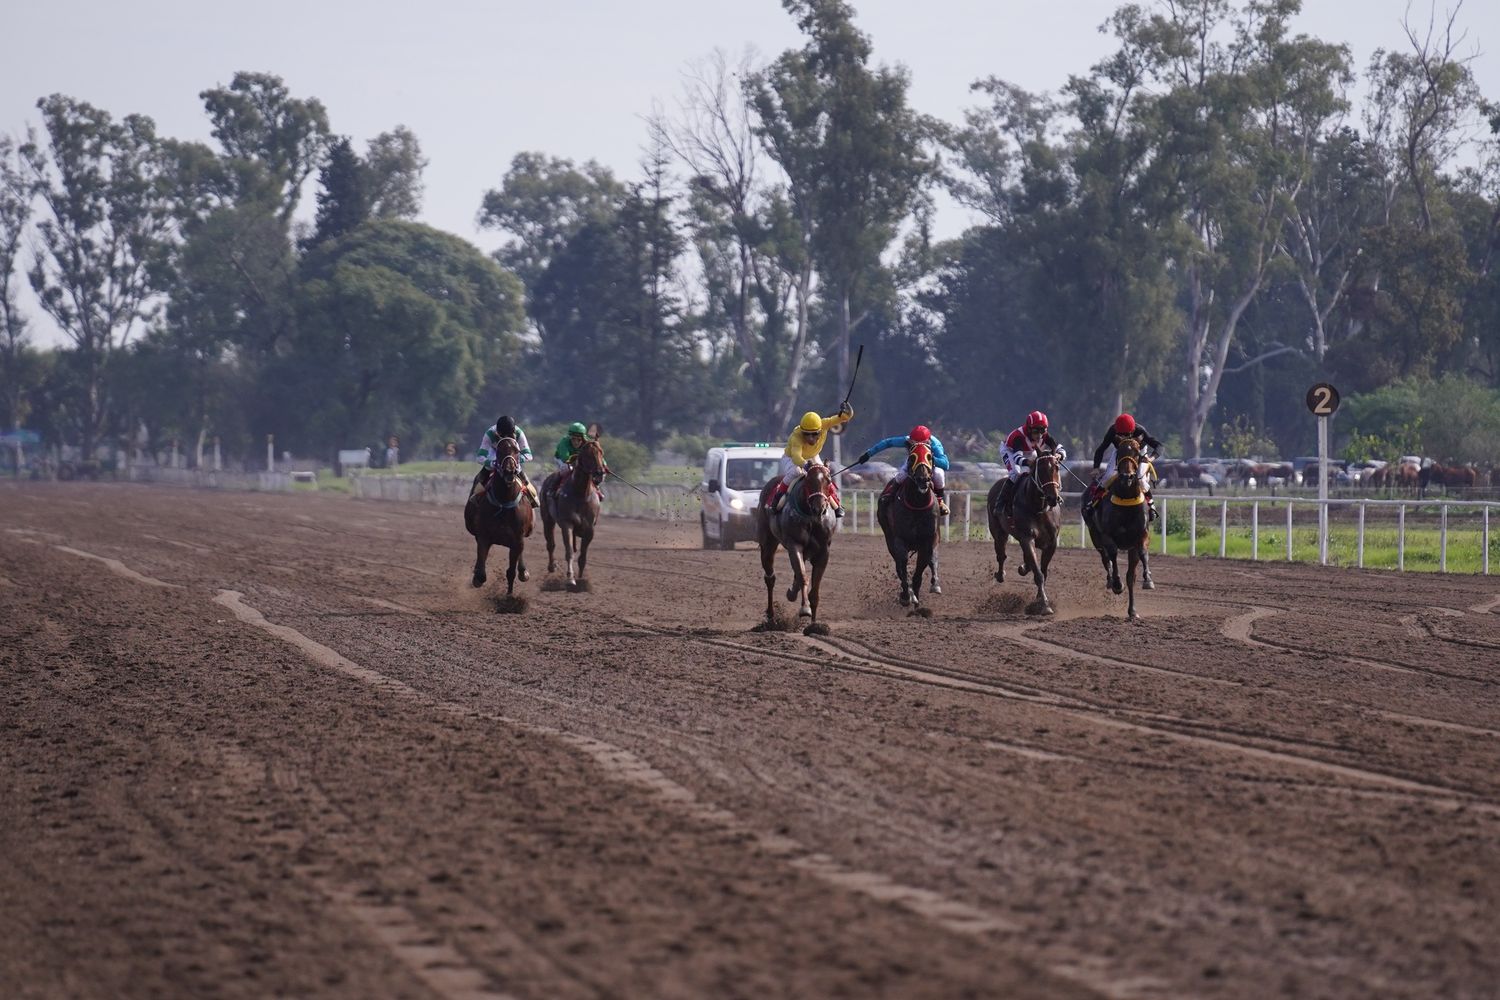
left=470, top=575, right=485, bottom=589
left=930, top=584, right=942, bottom=595
left=994, top=571, right=1005, bottom=583
left=1111, top=581, right=1123, bottom=595
left=1128, top=610, right=1141, bottom=621
left=786, top=588, right=799, bottom=603
left=798, top=607, right=812, bottom=619
left=519, top=568, right=530, bottom=582
left=1142, top=578, right=1155, bottom=591
left=899, top=593, right=911, bottom=607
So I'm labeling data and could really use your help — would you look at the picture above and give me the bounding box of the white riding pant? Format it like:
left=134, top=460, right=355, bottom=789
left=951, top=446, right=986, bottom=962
left=894, top=465, right=945, bottom=489
left=780, top=453, right=819, bottom=485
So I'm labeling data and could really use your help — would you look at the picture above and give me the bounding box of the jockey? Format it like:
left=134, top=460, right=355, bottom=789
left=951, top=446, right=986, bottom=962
left=768, top=402, right=854, bottom=516
left=474, top=414, right=539, bottom=507
left=552, top=421, right=607, bottom=499
left=1087, top=413, right=1162, bottom=519
left=996, top=410, right=1066, bottom=519
left=858, top=424, right=950, bottom=516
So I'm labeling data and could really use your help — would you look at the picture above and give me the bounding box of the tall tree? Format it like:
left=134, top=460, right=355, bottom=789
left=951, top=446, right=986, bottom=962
left=199, top=72, right=330, bottom=223
left=365, top=125, right=426, bottom=219
left=310, top=136, right=370, bottom=245
left=0, top=134, right=35, bottom=435
left=477, top=153, right=623, bottom=294
left=749, top=0, right=934, bottom=459
left=20, top=96, right=176, bottom=458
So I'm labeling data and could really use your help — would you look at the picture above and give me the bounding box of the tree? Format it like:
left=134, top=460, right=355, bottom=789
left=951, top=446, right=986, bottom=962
left=199, top=72, right=330, bottom=223
left=20, top=95, right=176, bottom=459
left=749, top=0, right=934, bottom=459
left=276, top=220, right=525, bottom=456
left=310, top=136, right=370, bottom=245
left=365, top=126, right=426, bottom=219
left=0, top=134, right=35, bottom=436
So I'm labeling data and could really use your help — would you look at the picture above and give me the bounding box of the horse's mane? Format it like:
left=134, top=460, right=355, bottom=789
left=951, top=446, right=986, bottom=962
left=575, top=439, right=605, bottom=471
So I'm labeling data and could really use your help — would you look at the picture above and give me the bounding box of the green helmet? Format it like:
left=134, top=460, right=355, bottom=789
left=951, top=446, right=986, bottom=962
left=567, top=421, right=588, bottom=436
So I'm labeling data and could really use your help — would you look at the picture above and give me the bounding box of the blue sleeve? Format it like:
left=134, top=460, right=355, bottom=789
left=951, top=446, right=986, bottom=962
left=865, top=435, right=907, bottom=457
left=929, top=436, right=950, bottom=470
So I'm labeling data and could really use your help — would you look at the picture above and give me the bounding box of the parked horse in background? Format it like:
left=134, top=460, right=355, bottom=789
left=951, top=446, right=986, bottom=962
left=876, top=442, right=939, bottom=609
left=540, top=439, right=606, bottom=590
left=1420, top=463, right=1479, bottom=495
left=757, top=462, right=839, bottom=632
left=986, top=450, right=1063, bottom=615
left=1086, top=439, right=1153, bottom=620
left=464, top=438, right=533, bottom=595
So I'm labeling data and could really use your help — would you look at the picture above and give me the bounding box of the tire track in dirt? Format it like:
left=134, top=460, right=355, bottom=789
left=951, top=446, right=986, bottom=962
left=611, top=615, right=1498, bottom=810
left=211, top=590, right=1019, bottom=942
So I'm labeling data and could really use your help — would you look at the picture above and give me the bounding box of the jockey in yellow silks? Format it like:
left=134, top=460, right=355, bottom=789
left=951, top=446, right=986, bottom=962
left=767, top=402, right=854, bottom=516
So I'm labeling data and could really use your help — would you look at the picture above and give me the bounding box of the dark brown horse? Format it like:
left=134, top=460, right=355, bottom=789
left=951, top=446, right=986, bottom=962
left=1420, top=462, right=1479, bottom=495
left=756, top=462, right=838, bottom=632
left=1086, top=439, right=1152, bottom=620
left=876, top=443, right=939, bottom=608
left=540, top=440, right=605, bottom=590
left=986, top=450, right=1063, bottom=615
left=464, top=439, right=533, bottom=595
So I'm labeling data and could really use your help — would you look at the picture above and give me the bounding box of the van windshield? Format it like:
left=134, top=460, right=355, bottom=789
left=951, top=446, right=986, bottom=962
left=724, top=458, right=780, bottom=491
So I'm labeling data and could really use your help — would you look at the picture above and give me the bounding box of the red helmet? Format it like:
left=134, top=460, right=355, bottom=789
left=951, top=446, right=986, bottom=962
left=908, top=424, right=931, bottom=443
left=1113, top=413, right=1136, bottom=435
left=1024, top=410, right=1049, bottom=432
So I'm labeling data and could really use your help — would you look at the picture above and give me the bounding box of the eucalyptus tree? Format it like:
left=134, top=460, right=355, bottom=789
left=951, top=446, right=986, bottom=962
left=655, top=49, right=814, bottom=433
left=365, top=126, right=426, bottom=220
left=20, top=96, right=177, bottom=458
left=199, top=72, right=331, bottom=224
left=1114, top=0, right=1350, bottom=457
left=0, top=134, right=35, bottom=435
left=749, top=0, right=934, bottom=459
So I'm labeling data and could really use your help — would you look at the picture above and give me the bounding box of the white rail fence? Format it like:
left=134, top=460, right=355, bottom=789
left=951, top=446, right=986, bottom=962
left=345, top=476, right=1497, bottom=575
left=127, top=465, right=294, bottom=492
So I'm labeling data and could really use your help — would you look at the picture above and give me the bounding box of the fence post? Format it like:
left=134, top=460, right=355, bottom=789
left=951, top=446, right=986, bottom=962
left=1440, top=504, right=1448, bottom=573
left=1252, top=501, right=1259, bottom=561
left=1286, top=501, right=1294, bottom=561
left=1398, top=504, right=1406, bottom=571
left=851, top=490, right=858, bottom=534
left=1219, top=501, right=1228, bottom=558
left=964, top=491, right=972, bottom=541
left=1080, top=508, right=1087, bottom=549
left=1190, top=499, right=1198, bottom=557
left=1486, top=507, right=1491, bottom=576
left=1357, top=502, right=1366, bottom=568
left=1159, top=497, right=1167, bottom=554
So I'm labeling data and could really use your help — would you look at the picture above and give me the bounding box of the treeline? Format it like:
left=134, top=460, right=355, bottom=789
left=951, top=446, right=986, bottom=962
left=3, top=0, right=1499, bottom=470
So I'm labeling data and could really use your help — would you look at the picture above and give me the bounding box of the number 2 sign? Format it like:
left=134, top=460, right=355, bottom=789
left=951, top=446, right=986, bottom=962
left=1305, top=382, right=1340, bottom=417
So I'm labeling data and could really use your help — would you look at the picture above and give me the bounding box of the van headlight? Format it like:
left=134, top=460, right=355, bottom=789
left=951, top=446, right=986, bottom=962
left=728, top=496, right=745, bottom=510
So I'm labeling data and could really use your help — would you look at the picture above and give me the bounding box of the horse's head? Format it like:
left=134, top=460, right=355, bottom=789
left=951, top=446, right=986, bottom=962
left=907, top=443, right=933, bottom=490
left=575, top=440, right=607, bottom=485
left=495, top=435, right=520, bottom=461
left=801, top=462, right=831, bottom=515
left=1032, top=451, right=1062, bottom=507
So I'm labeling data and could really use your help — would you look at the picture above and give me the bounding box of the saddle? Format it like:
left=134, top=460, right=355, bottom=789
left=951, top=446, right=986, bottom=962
left=555, top=465, right=601, bottom=500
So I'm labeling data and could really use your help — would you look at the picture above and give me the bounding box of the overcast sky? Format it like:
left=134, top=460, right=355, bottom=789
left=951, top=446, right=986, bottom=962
left=4, top=1, right=1497, bottom=348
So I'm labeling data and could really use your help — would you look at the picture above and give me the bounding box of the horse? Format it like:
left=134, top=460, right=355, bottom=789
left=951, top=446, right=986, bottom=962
left=1420, top=462, right=1478, bottom=495
left=876, top=443, right=939, bottom=608
left=540, top=439, right=605, bottom=590
left=463, top=439, right=533, bottom=595
left=1085, top=439, right=1153, bottom=620
left=756, top=462, right=838, bottom=631
left=986, top=450, right=1063, bottom=615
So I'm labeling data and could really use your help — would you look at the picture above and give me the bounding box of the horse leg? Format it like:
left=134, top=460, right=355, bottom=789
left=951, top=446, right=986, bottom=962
left=928, top=545, right=941, bottom=595
left=1021, top=537, right=1052, bottom=615
left=885, top=531, right=911, bottom=606
left=505, top=543, right=521, bottom=596
left=542, top=506, right=557, bottom=572
left=1125, top=545, right=1141, bottom=620
left=1139, top=539, right=1154, bottom=590
left=911, top=545, right=932, bottom=607
left=806, top=552, right=828, bottom=628
left=759, top=537, right=778, bottom=621
left=785, top=543, right=810, bottom=617
left=562, top=524, right=577, bottom=589
left=993, top=531, right=1008, bottom=583
left=576, top=525, right=593, bottom=581
left=472, top=539, right=490, bottom=588
left=1106, top=542, right=1123, bottom=595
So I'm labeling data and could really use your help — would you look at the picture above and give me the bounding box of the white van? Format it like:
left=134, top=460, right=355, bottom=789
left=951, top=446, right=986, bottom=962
left=700, top=443, right=784, bottom=550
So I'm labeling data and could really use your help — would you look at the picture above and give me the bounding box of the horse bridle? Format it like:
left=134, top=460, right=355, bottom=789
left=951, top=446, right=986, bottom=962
left=1025, top=452, right=1062, bottom=508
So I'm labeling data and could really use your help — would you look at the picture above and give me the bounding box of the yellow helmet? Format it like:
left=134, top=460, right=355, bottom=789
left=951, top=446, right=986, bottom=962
left=798, top=412, right=822, bottom=433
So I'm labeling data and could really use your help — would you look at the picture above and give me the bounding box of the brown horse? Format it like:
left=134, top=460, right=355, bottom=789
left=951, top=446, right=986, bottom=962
left=464, top=439, right=533, bottom=595
left=987, top=450, right=1063, bottom=615
left=756, top=462, right=838, bottom=632
left=1420, top=462, right=1478, bottom=495
left=876, top=443, right=939, bottom=608
left=540, top=440, right=606, bottom=590
left=1085, top=439, right=1152, bottom=620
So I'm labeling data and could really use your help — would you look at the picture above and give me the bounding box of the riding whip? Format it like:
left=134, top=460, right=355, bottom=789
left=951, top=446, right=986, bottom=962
left=606, top=470, right=651, bottom=497
left=830, top=343, right=864, bottom=437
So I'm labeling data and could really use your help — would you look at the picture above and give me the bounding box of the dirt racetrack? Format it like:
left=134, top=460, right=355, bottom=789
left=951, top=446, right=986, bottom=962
left=2, top=481, right=1498, bottom=999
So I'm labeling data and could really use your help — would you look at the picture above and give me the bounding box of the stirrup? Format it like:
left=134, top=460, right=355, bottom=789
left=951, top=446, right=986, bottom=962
left=937, top=498, right=950, bottom=516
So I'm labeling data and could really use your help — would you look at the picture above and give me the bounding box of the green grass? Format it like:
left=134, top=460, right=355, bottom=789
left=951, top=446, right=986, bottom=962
left=354, top=460, right=473, bottom=476
left=1156, top=524, right=1496, bottom=573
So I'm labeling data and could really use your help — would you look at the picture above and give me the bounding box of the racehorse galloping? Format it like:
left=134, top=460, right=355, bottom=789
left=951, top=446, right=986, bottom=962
left=756, top=462, right=838, bottom=630
left=1086, top=439, right=1152, bottom=620
left=986, top=450, right=1063, bottom=615
left=464, top=439, right=533, bottom=595
left=877, top=443, right=939, bottom=608
left=540, top=439, right=605, bottom=590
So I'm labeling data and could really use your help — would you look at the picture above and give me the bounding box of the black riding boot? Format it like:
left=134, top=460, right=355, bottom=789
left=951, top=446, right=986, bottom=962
left=998, top=478, right=1016, bottom=518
